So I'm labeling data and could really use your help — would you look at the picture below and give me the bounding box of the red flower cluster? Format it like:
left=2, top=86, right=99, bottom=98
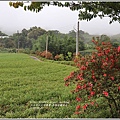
left=76, top=97, right=82, bottom=102
left=64, top=39, right=120, bottom=116
left=118, top=46, right=120, bottom=52
left=103, top=91, right=109, bottom=97
left=83, top=104, right=88, bottom=110
left=76, top=105, right=81, bottom=111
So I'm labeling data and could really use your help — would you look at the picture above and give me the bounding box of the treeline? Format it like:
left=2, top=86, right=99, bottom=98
left=0, top=26, right=120, bottom=60
left=0, top=27, right=85, bottom=59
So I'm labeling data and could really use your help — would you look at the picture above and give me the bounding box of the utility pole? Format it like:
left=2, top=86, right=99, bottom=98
left=46, top=35, right=48, bottom=58
left=17, top=30, right=19, bottom=53
left=76, top=21, right=79, bottom=56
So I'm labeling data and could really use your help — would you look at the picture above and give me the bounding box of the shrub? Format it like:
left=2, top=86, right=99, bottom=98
left=65, top=52, right=73, bottom=61
left=64, top=38, right=120, bottom=118
left=54, top=54, right=64, bottom=61
left=40, top=51, right=53, bottom=60
left=54, top=54, right=60, bottom=61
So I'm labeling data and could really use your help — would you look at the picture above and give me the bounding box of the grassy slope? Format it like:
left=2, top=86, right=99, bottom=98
left=0, top=53, right=77, bottom=118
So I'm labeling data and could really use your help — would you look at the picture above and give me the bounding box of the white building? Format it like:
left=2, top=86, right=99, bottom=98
left=0, top=36, right=9, bottom=38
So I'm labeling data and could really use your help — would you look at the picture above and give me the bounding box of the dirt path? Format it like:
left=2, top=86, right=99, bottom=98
left=30, top=56, right=42, bottom=62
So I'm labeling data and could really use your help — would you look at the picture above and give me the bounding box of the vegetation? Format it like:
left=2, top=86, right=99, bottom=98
left=0, top=53, right=77, bottom=118
left=0, top=1, right=119, bottom=118
left=0, top=53, right=116, bottom=118
left=65, top=38, right=120, bottom=118
left=1, top=26, right=120, bottom=59
left=0, top=27, right=88, bottom=59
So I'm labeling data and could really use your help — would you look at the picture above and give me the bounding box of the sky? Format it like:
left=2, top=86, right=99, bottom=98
left=0, top=1, right=120, bottom=36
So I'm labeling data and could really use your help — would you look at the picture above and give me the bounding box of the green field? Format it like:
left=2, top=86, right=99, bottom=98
left=0, top=53, right=78, bottom=118
left=0, top=53, right=111, bottom=118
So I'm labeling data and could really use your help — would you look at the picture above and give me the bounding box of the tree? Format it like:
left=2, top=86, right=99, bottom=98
left=0, top=31, right=8, bottom=36
left=9, top=2, right=120, bottom=24
left=27, top=27, right=46, bottom=40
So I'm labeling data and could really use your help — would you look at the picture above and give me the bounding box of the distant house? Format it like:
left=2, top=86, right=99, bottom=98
left=0, top=36, right=9, bottom=38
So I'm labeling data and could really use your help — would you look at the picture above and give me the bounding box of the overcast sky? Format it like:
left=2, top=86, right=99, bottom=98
left=0, top=1, right=120, bottom=36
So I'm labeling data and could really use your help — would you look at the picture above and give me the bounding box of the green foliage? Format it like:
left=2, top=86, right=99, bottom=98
left=27, top=27, right=46, bottom=40
left=65, top=52, right=73, bottom=61
left=8, top=48, right=16, bottom=53
left=35, top=32, right=85, bottom=59
left=112, top=42, right=119, bottom=48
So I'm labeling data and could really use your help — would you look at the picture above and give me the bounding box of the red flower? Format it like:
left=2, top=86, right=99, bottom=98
left=70, top=71, right=74, bottom=76
left=88, top=95, right=91, bottom=99
left=92, top=70, right=94, bottom=74
left=117, top=46, right=120, bottom=52
left=80, top=65, right=87, bottom=70
left=105, top=49, right=110, bottom=54
left=106, top=57, right=109, bottom=61
left=103, top=62, right=108, bottom=66
left=76, top=105, right=81, bottom=111
left=110, top=76, right=114, bottom=80
left=74, top=111, right=80, bottom=114
left=77, top=75, right=83, bottom=80
left=103, top=74, right=107, bottom=77
left=90, top=101, right=95, bottom=106
left=86, top=62, right=89, bottom=66
left=92, top=59, right=96, bottom=63
left=88, top=82, right=93, bottom=87
left=103, top=91, right=109, bottom=97
left=102, top=42, right=105, bottom=45
left=77, top=84, right=81, bottom=89
left=83, top=104, right=88, bottom=110
left=92, top=75, right=95, bottom=79
left=94, top=79, right=97, bottom=82
left=76, top=97, right=82, bottom=102
left=83, top=84, right=87, bottom=89
left=90, top=91, right=95, bottom=96
left=65, top=82, right=69, bottom=86
left=96, top=47, right=101, bottom=51
left=98, top=53, right=102, bottom=56
left=64, top=77, right=67, bottom=81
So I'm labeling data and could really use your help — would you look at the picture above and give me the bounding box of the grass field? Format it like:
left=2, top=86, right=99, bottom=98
left=0, top=53, right=111, bottom=118
left=0, top=53, right=78, bottom=118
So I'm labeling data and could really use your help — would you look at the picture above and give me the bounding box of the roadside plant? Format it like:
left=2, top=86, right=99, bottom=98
left=64, top=38, right=120, bottom=117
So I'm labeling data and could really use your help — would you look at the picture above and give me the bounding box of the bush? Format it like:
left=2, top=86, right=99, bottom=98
left=65, top=38, right=120, bottom=118
left=54, top=54, right=60, bottom=61
left=8, top=48, right=16, bottom=53
left=65, top=52, right=73, bottom=61
left=54, top=54, right=64, bottom=61
left=40, top=51, right=53, bottom=60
